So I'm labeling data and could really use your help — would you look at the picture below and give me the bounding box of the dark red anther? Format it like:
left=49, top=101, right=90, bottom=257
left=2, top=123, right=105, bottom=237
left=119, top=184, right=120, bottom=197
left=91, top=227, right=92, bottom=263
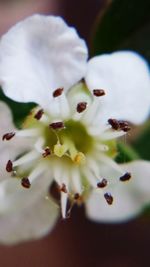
left=108, top=119, right=120, bottom=130
left=108, top=118, right=131, bottom=132
left=21, top=177, right=31, bottom=189
left=49, top=122, right=65, bottom=130
left=120, top=172, right=131, bottom=182
left=59, top=183, right=67, bottom=193
left=118, top=120, right=131, bottom=132
left=122, top=125, right=131, bottom=132
left=42, top=147, right=51, bottom=158
left=76, top=102, right=87, bottom=113
left=2, top=132, right=15, bottom=141
left=118, top=120, right=128, bottom=128
left=74, top=193, right=80, bottom=200
left=53, top=88, right=64, bottom=97
left=34, top=109, right=44, bottom=120
left=104, top=192, right=113, bottom=205
left=6, top=160, right=13, bottom=172
left=93, top=89, right=105, bottom=97
left=97, top=178, right=108, bottom=188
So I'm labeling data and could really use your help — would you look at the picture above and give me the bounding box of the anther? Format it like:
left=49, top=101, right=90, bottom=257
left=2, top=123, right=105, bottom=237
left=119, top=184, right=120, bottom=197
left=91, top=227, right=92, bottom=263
left=21, top=177, right=31, bottom=189
left=53, top=88, right=64, bottom=97
left=2, top=132, right=15, bottom=141
left=49, top=122, right=65, bottom=130
left=93, top=89, right=105, bottom=97
left=74, top=193, right=80, bottom=200
left=108, top=118, right=131, bottom=132
left=122, top=126, right=131, bottom=132
left=118, top=121, right=131, bottom=132
left=76, top=102, right=87, bottom=113
left=74, top=152, right=86, bottom=165
left=104, top=192, right=113, bottom=205
left=120, top=172, right=131, bottom=182
left=42, top=147, right=51, bottom=158
left=59, top=183, right=67, bottom=193
left=97, top=178, right=108, bottom=188
left=108, top=119, right=120, bottom=130
left=34, top=109, right=44, bottom=120
left=6, top=160, right=13, bottom=172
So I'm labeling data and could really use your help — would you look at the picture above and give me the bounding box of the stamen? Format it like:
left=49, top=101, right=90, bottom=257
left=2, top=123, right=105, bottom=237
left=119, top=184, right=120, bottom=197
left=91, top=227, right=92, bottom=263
left=66, top=200, right=73, bottom=218
left=59, top=175, right=69, bottom=218
left=104, top=192, right=113, bottom=205
left=53, top=90, right=70, bottom=119
left=87, top=158, right=101, bottom=178
left=93, top=89, right=105, bottom=97
left=29, top=163, right=47, bottom=183
left=2, top=132, right=15, bottom=141
left=96, top=144, right=109, bottom=152
left=21, top=177, right=31, bottom=189
left=6, top=160, right=13, bottom=172
left=120, top=172, right=131, bottom=182
left=74, top=193, right=80, bottom=200
left=108, top=119, right=120, bottom=130
left=97, top=154, right=124, bottom=175
left=53, top=88, right=64, bottom=97
left=59, top=183, right=68, bottom=193
left=100, top=130, right=125, bottom=140
left=13, top=151, right=39, bottom=167
left=81, top=94, right=102, bottom=125
left=76, top=102, right=87, bottom=113
left=34, top=137, right=45, bottom=153
left=74, top=152, right=86, bottom=165
left=97, top=178, right=108, bottom=188
left=49, top=122, right=65, bottom=130
left=42, top=147, right=51, bottom=158
left=53, top=164, right=62, bottom=184
left=61, top=191, right=68, bottom=218
left=82, top=168, right=98, bottom=187
left=16, top=129, right=39, bottom=137
left=118, top=121, right=131, bottom=132
left=34, top=109, right=44, bottom=120
left=108, top=119, right=131, bottom=132
left=71, top=168, right=82, bottom=194
left=88, top=125, right=111, bottom=137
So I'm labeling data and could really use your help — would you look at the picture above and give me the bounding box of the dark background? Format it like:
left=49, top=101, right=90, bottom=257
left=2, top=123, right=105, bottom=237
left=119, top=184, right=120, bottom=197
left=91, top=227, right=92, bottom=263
left=0, top=1, right=150, bottom=266
left=1, top=207, right=150, bottom=267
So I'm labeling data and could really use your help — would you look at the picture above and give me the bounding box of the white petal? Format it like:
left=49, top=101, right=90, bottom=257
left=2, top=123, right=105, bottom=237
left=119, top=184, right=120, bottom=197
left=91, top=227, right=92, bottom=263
left=85, top=51, right=150, bottom=124
left=0, top=196, right=58, bottom=245
left=0, top=15, right=88, bottom=110
left=86, top=160, right=150, bottom=223
left=86, top=188, right=141, bottom=223
left=121, top=160, right=150, bottom=204
left=0, top=101, right=14, bottom=134
left=0, top=170, right=52, bottom=214
left=0, top=101, right=31, bottom=180
left=0, top=168, right=59, bottom=244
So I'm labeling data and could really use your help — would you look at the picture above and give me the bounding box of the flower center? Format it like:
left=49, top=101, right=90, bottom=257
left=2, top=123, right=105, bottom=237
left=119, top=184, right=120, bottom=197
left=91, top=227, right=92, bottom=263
left=23, top=110, right=94, bottom=165
left=3, top=83, right=132, bottom=218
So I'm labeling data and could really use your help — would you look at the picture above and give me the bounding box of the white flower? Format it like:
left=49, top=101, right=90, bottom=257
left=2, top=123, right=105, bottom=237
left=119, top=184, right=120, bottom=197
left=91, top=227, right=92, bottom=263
left=0, top=14, right=150, bottom=243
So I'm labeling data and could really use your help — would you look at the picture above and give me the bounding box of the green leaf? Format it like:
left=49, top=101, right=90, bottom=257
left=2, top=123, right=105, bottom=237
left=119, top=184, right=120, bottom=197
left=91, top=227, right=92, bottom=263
left=132, top=122, right=150, bottom=160
left=92, top=0, right=150, bottom=62
left=0, top=89, right=35, bottom=127
left=115, top=142, right=139, bottom=163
